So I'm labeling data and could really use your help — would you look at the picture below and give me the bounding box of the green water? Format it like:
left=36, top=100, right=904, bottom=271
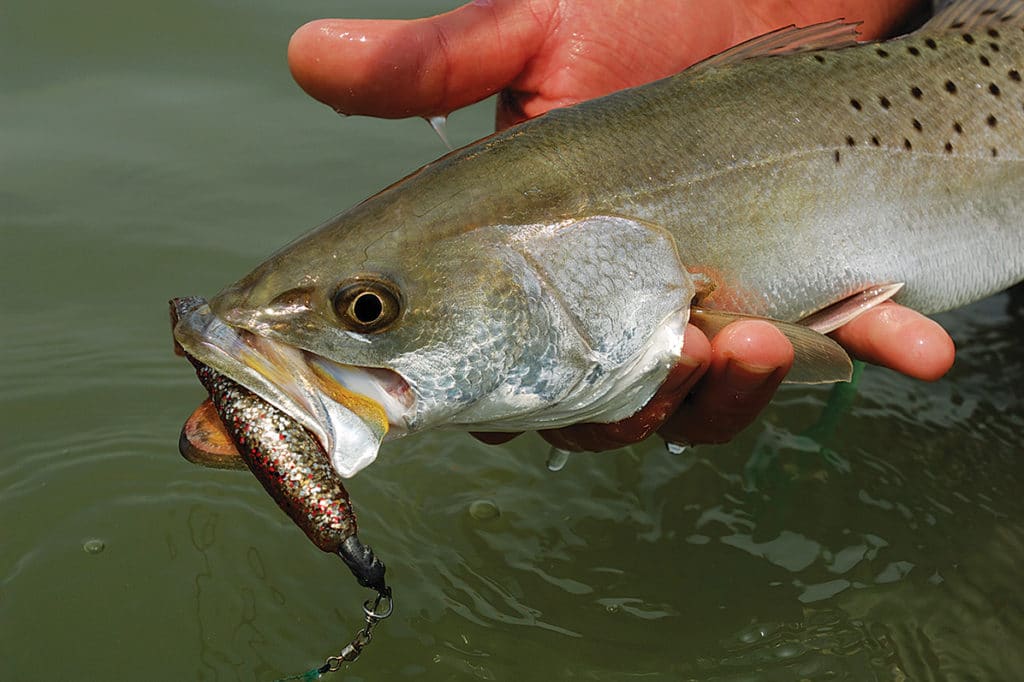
left=3, top=1, right=1023, bottom=679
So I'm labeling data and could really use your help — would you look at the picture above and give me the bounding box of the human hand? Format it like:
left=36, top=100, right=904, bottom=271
left=288, top=0, right=954, bottom=450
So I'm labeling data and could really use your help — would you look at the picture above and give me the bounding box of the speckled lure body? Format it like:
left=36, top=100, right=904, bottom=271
left=171, top=297, right=388, bottom=596
left=192, top=361, right=356, bottom=551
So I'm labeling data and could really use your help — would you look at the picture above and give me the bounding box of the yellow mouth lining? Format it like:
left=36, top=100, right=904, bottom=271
left=309, top=363, right=390, bottom=442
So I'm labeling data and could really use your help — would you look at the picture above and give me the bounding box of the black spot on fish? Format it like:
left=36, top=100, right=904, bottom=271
left=980, top=55, right=991, bottom=66
left=834, top=150, right=841, bottom=163
left=871, top=136, right=880, bottom=146
left=945, top=80, right=958, bottom=93
left=944, top=142, right=954, bottom=153
left=879, top=95, right=892, bottom=108
left=846, top=135, right=856, bottom=146
left=992, top=147, right=999, bottom=157
left=990, top=43, right=1001, bottom=53
left=904, top=138, right=913, bottom=150
left=953, top=121, right=964, bottom=134
left=1009, top=69, right=1021, bottom=81
left=988, top=28, right=1001, bottom=38
left=908, top=46, right=920, bottom=56
left=1001, top=14, right=1015, bottom=23
left=912, top=118, right=923, bottom=131
left=850, top=98, right=862, bottom=110
left=911, top=86, right=923, bottom=99
left=982, top=8, right=997, bottom=16
left=925, top=38, right=938, bottom=50
left=963, top=33, right=975, bottom=44
left=987, top=114, right=998, bottom=126
left=876, top=48, right=890, bottom=57
left=952, top=21, right=965, bottom=29
left=990, top=83, right=1002, bottom=96
left=814, top=54, right=826, bottom=63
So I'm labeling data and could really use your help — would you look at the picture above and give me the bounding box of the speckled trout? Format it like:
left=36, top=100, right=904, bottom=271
left=174, top=0, right=1023, bottom=478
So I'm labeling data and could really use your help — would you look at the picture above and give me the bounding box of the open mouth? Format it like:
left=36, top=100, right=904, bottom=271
left=171, top=297, right=413, bottom=477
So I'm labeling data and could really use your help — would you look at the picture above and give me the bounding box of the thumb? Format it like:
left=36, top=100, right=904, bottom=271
left=287, top=1, right=549, bottom=118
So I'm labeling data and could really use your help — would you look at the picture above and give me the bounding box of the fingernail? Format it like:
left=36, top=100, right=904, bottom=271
left=677, top=352, right=704, bottom=370
left=724, top=358, right=779, bottom=389
left=661, top=352, right=706, bottom=395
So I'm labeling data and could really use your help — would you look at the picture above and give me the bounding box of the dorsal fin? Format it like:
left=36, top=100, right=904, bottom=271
left=922, top=0, right=1024, bottom=32
left=696, top=19, right=863, bottom=70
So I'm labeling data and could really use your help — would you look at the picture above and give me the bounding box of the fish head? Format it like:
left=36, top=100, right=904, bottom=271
left=176, top=211, right=555, bottom=475
left=177, top=199, right=693, bottom=476
left=209, top=219, right=549, bottom=425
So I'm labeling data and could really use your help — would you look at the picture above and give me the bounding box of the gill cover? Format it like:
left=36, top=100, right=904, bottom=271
left=451, top=215, right=694, bottom=429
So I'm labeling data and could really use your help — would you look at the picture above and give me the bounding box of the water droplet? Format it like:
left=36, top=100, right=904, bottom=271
left=83, top=538, right=105, bottom=554
left=665, top=441, right=689, bottom=455
left=426, top=115, right=452, bottom=150
left=546, top=447, right=571, bottom=472
left=468, top=499, right=500, bottom=521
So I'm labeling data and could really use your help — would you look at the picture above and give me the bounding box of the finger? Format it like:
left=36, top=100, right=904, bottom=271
left=659, top=320, right=793, bottom=445
left=539, top=324, right=712, bottom=452
left=287, top=1, right=549, bottom=118
left=829, top=301, right=954, bottom=381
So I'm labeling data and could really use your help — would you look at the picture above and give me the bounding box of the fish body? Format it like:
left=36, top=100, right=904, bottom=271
left=175, top=0, right=1024, bottom=477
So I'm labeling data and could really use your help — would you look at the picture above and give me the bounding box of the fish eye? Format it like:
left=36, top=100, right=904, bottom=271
left=331, top=277, right=401, bottom=332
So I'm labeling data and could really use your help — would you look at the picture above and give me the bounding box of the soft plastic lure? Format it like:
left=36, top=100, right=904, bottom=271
left=170, top=297, right=389, bottom=597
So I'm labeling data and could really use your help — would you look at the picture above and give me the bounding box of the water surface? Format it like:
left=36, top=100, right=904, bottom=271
left=3, top=1, right=1023, bottom=679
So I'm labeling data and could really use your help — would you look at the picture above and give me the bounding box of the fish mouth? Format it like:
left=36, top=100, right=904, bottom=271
left=171, top=297, right=414, bottom=477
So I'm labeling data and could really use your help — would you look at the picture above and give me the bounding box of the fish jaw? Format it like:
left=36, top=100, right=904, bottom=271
left=171, top=297, right=413, bottom=477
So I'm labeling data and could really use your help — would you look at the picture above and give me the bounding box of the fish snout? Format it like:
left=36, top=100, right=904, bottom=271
left=169, top=296, right=208, bottom=356
left=212, top=278, right=319, bottom=328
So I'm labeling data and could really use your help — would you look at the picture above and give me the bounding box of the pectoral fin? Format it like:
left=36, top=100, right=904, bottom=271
left=797, top=283, right=904, bottom=334
left=690, top=307, right=853, bottom=384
